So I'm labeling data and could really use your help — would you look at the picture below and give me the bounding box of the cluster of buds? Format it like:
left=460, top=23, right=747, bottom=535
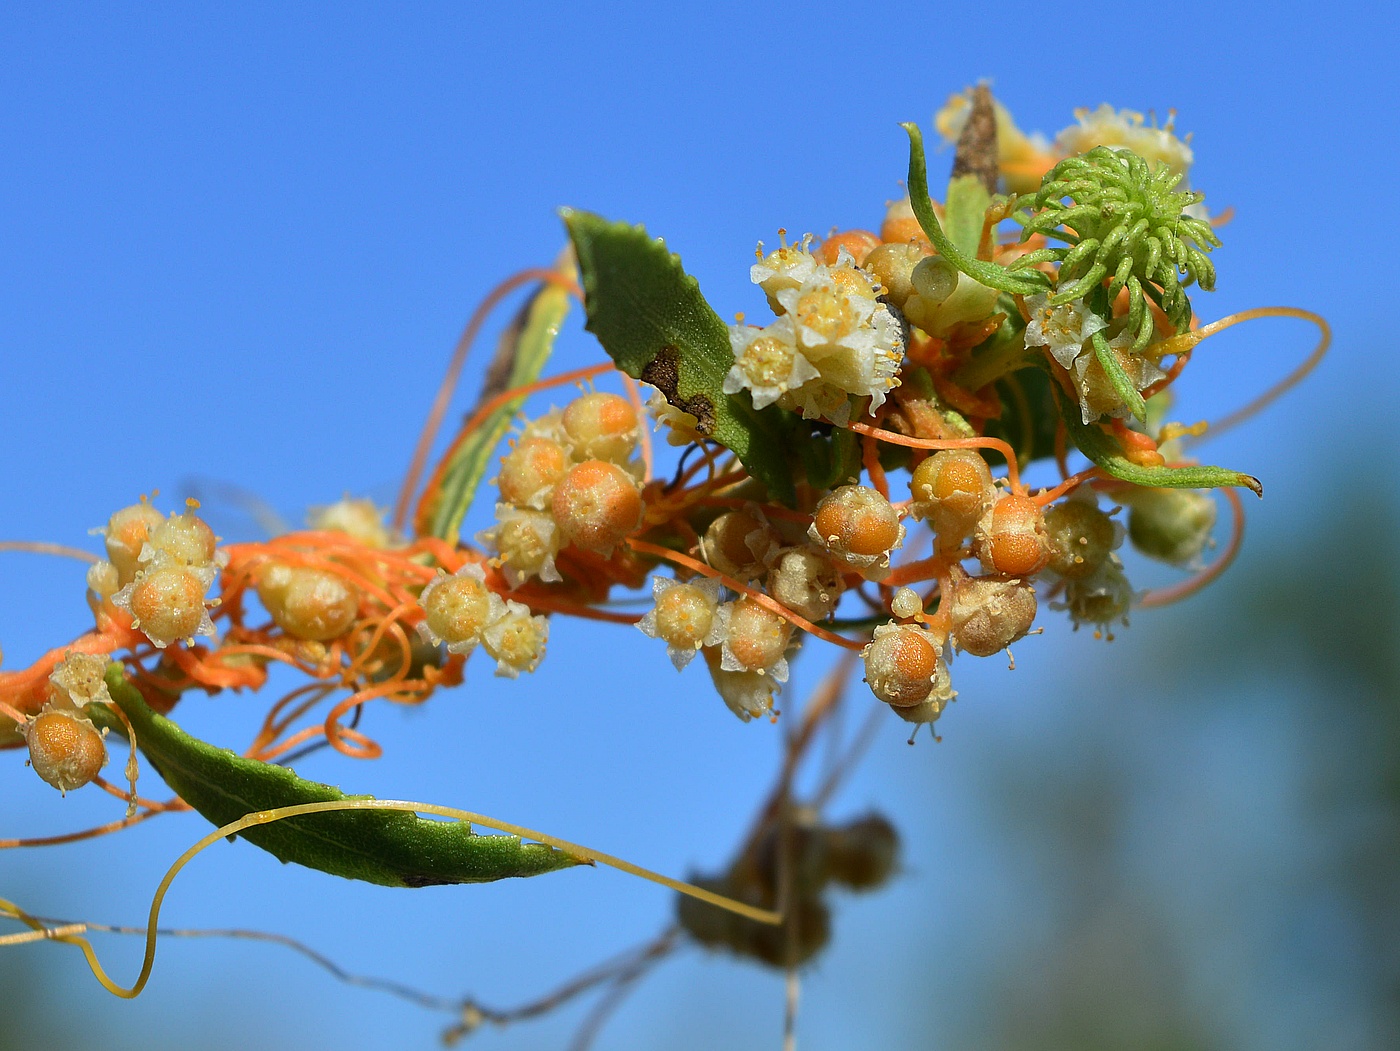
left=94, top=499, right=223, bottom=649
left=417, top=563, right=548, bottom=679
left=21, top=652, right=113, bottom=793
left=479, top=391, right=645, bottom=586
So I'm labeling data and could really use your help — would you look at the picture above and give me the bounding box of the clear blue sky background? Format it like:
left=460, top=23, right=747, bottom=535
left=2, top=4, right=1397, bottom=1050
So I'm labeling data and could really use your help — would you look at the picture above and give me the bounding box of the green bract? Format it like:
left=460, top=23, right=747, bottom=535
left=1012, top=146, right=1221, bottom=352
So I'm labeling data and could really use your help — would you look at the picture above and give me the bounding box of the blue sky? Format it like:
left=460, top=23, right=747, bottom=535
left=2, top=4, right=1397, bottom=1049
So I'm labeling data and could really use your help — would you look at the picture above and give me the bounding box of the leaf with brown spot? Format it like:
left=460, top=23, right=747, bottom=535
left=562, top=209, right=797, bottom=504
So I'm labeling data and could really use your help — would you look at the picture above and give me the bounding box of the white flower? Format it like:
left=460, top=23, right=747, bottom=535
left=751, top=237, right=818, bottom=299
left=1023, top=294, right=1107, bottom=371
left=1056, top=104, right=1194, bottom=177
left=636, top=576, right=724, bottom=670
left=476, top=505, right=562, bottom=588
left=723, top=315, right=820, bottom=409
left=644, top=385, right=705, bottom=446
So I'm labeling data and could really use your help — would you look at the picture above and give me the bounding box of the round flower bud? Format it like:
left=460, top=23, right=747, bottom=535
left=889, top=587, right=924, bottom=620
left=637, top=576, right=723, bottom=670
left=144, top=508, right=219, bottom=568
left=809, top=485, right=905, bottom=575
left=257, top=564, right=358, bottom=642
left=880, top=195, right=929, bottom=247
left=24, top=707, right=107, bottom=793
left=861, top=242, right=928, bottom=311
left=497, top=436, right=570, bottom=509
left=481, top=505, right=562, bottom=587
left=909, top=450, right=995, bottom=546
left=718, top=598, right=794, bottom=680
left=817, top=229, right=881, bottom=267
left=119, top=560, right=217, bottom=648
left=1125, top=487, right=1217, bottom=567
left=551, top=460, right=644, bottom=555
left=418, top=563, right=496, bottom=654
left=702, top=510, right=773, bottom=582
left=946, top=568, right=1038, bottom=657
left=703, top=647, right=779, bottom=722
left=86, top=560, right=121, bottom=599
left=308, top=497, right=394, bottom=548
left=1044, top=495, right=1120, bottom=580
left=480, top=599, right=548, bottom=678
left=102, top=501, right=164, bottom=586
left=824, top=813, right=899, bottom=891
left=974, top=493, right=1051, bottom=578
left=862, top=621, right=949, bottom=707
left=765, top=546, right=844, bottom=623
left=561, top=392, right=639, bottom=464
left=1061, top=561, right=1135, bottom=639
left=910, top=256, right=959, bottom=310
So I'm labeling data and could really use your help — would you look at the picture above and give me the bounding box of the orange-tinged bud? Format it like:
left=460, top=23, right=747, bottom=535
left=24, top=707, right=107, bottom=793
left=561, top=392, right=639, bottom=464
left=974, top=494, right=1051, bottom=577
left=862, top=622, right=949, bottom=707
left=258, top=565, right=358, bottom=642
left=551, top=460, right=643, bottom=555
left=498, top=436, right=570, bottom=509
left=809, top=485, right=904, bottom=574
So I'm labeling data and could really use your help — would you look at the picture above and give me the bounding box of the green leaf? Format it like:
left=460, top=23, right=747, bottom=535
left=1089, top=330, right=1148, bottom=423
left=97, top=668, right=581, bottom=887
left=943, top=174, right=991, bottom=259
left=422, top=263, right=574, bottom=543
left=799, top=426, right=862, bottom=491
left=1054, top=389, right=1262, bottom=496
left=562, top=208, right=797, bottom=505
left=900, top=123, right=1050, bottom=297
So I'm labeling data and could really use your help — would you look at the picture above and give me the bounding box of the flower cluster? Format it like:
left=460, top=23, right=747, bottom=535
left=725, top=240, right=904, bottom=426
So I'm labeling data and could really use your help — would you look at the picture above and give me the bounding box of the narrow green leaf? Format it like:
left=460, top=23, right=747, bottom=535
left=943, top=175, right=991, bottom=259
left=423, top=263, right=574, bottom=543
left=98, top=668, right=580, bottom=887
left=562, top=208, right=797, bottom=505
left=900, top=123, right=1050, bottom=297
left=1089, top=330, right=1148, bottom=423
left=1054, top=389, right=1262, bottom=496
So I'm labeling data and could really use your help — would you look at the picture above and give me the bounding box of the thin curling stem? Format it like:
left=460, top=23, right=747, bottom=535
left=843, top=422, right=1025, bottom=495
left=0, top=541, right=100, bottom=564
left=1137, top=488, right=1245, bottom=609
left=394, top=267, right=582, bottom=532
left=0, top=797, right=779, bottom=1001
left=1176, top=307, right=1331, bottom=444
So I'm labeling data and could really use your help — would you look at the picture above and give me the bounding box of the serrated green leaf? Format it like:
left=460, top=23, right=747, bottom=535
left=97, top=668, right=580, bottom=887
left=901, top=124, right=1050, bottom=297
left=1054, top=389, right=1262, bottom=496
left=561, top=208, right=797, bottom=505
left=421, top=264, right=574, bottom=543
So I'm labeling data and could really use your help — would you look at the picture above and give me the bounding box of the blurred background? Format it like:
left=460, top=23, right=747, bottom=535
left=2, top=3, right=1397, bottom=1049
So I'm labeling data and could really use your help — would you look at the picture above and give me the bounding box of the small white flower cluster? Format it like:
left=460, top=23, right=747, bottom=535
left=417, top=562, right=548, bottom=678
left=479, top=392, right=645, bottom=587
left=725, top=242, right=904, bottom=426
left=1056, top=104, right=1193, bottom=178
left=95, top=501, right=223, bottom=649
left=1023, top=294, right=1166, bottom=424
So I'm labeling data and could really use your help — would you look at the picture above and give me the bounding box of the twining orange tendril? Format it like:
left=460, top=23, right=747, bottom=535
left=844, top=423, right=1025, bottom=496
left=626, top=538, right=863, bottom=652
